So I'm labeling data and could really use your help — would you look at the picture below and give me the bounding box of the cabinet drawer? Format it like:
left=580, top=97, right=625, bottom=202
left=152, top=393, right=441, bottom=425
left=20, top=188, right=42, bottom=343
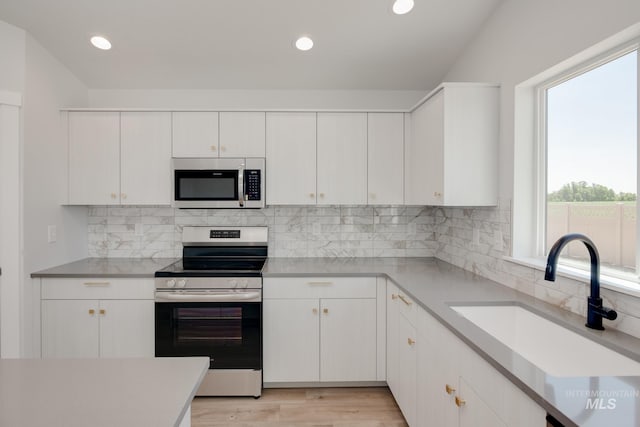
left=41, top=278, right=155, bottom=300
left=264, top=277, right=377, bottom=299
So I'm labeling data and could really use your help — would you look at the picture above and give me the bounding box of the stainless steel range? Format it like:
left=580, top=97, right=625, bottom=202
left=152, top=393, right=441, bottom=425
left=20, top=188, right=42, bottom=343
left=154, top=226, right=267, bottom=397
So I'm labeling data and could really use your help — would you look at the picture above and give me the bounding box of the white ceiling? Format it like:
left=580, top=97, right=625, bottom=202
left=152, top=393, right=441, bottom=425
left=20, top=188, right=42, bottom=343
left=0, top=0, right=503, bottom=90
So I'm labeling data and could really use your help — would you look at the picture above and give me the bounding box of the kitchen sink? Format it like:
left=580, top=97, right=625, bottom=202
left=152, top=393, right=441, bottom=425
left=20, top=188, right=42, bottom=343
left=450, top=303, right=640, bottom=377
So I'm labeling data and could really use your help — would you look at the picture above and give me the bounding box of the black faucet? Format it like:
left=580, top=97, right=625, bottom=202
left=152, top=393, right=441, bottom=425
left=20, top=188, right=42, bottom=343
left=544, top=233, right=617, bottom=330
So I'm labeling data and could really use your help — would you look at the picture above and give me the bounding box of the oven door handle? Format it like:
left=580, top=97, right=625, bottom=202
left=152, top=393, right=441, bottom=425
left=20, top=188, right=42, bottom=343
left=155, top=291, right=261, bottom=302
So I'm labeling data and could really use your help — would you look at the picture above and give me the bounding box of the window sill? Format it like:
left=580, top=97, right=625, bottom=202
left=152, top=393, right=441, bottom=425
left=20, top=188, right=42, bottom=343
left=503, top=256, right=640, bottom=299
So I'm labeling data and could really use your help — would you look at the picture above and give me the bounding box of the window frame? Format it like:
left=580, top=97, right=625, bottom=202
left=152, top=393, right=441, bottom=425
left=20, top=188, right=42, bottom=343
left=534, top=41, right=640, bottom=283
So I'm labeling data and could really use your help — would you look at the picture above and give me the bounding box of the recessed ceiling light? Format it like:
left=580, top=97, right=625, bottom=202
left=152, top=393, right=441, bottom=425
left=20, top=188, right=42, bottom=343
left=295, top=36, right=314, bottom=51
left=392, top=0, right=414, bottom=15
left=90, top=36, right=112, bottom=50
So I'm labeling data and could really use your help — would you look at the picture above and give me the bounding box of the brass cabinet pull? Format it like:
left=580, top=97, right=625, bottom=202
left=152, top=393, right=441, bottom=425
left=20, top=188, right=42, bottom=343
left=83, top=282, right=110, bottom=287
left=309, top=193, right=315, bottom=198
left=398, top=295, right=412, bottom=306
left=88, top=309, right=95, bottom=315
left=323, top=308, right=329, bottom=314
left=110, top=193, right=117, bottom=199
left=99, top=309, right=106, bottom=315
left=210, top=145, right=217, bottom=151
left=455, top=396, right=466, bottom=407
left=445, top=384, right=456, bottom=395
left=319, top=193, right=325, bottom=198
left=407, top=337, right=415, bottom=346
left=121, top=193, right=127, bottom=200
left=312, top=308, right=318, bottom=314
left=220, top=146, right=226, bottom=152
left=391, top=294, right=398, bottom=300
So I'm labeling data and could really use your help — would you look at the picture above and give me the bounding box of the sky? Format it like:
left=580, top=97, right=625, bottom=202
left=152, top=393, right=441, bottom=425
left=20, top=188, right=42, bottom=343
left=547, top=50, right=638, bottom=194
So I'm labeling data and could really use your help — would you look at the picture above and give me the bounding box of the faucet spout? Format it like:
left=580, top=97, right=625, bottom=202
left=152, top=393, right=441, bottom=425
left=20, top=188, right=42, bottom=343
left=544, top=233, right=617, bottom=330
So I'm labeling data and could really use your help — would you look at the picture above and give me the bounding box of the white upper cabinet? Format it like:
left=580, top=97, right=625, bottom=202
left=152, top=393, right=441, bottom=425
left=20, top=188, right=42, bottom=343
left=406, top=83, right=499, bottom=206
left=68, top=112, right=120, bottom=205
left=120, top=112, right=172, bottom=205
left=368, top=113, right=404, bottom=205
left=219, top=112, right=266, bottom=158
left=266, top=112, right=317, bottom=205
left=317, top=113, right=368, bottom=205
left=172, top=112, right=219, bottom=157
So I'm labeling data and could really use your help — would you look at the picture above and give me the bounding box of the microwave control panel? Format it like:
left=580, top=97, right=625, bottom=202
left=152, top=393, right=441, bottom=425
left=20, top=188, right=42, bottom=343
left=245, top=170, right=262, bottom=201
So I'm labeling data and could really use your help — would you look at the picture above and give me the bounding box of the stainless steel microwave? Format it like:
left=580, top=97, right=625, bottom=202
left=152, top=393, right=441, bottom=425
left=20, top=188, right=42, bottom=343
left=172, top=158, right=265, bottom=208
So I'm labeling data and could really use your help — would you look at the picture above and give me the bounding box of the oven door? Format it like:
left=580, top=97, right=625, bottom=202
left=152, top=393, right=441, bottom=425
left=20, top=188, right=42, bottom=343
left=155, top=298, right=261, bottom=370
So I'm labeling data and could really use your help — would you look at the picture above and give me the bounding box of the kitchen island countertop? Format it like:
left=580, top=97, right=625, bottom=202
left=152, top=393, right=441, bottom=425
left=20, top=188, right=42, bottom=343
left=0, top=357, right=208, bottom=427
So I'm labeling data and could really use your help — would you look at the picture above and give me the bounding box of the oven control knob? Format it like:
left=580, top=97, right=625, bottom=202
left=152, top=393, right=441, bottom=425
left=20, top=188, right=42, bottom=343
left=229, top=279, right=238, bottom=288
left=177, top=279, right=187, bottom=288
left=166, top=279, right=176, bottom=288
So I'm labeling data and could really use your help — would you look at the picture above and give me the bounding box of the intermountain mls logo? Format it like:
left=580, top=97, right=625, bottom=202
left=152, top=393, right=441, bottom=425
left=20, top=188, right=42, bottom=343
left=565, top=389, right=640, bottom=410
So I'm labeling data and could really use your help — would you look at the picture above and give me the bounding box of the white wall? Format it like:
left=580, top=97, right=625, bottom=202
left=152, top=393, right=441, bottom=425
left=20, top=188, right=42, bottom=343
left=0, top=21, right=26, bottom=92
left=433, top=0, right=640, bottom=338
left=21, top=33, right=89, bottom=356
left=0, top=20, right=26, bottom=358
left=88, top=89, right=425, bottom=111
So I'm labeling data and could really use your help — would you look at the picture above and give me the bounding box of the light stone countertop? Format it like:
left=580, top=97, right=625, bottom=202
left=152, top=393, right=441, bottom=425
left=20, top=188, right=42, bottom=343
left=31, top=256, right=640, bottom=426
left=31, top=257, right=178, bottom=278
left=0, top=357, right=208, bottom=427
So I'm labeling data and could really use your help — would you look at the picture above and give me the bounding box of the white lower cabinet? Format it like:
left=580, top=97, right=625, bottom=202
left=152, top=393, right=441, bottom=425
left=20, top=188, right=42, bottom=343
left=263, top=298, right=320, bottom=382
left=412, top=298, right=546, bottom=427
left=40, top=278, right=155, bottom=359
left=387, top=282, right=417, bottom=426
left=263, top=277, right=381, bottom=384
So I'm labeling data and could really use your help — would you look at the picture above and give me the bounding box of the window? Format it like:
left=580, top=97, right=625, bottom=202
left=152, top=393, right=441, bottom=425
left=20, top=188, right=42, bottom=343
left=540, top=47, right=639, bottom=281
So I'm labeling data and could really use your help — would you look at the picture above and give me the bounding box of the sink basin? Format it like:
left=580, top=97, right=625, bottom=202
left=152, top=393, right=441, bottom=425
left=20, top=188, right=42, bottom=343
left=450, top=304, right=640, bottom=377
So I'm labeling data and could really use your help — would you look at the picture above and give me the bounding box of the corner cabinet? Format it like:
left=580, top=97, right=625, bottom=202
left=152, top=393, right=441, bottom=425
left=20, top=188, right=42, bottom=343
left=405, top=83, right=499, bottom=206
left=40, top=278, right=155, bottom=359
left=263, top=277, right=386, bottom=384
left=67, top=111, right=171, bottom=205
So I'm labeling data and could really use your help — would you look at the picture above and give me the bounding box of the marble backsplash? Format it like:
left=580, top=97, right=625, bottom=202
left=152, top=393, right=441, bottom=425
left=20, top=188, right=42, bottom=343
left=87, top=200, right=640, bottom=338
left=88, top=205, right=437, bottom=259
left=433, top=199, right=640, bottom=340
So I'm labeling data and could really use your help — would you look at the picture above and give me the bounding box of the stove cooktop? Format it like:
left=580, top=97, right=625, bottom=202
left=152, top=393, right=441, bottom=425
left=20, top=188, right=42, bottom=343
left=154, top=257, right=266, bottom=278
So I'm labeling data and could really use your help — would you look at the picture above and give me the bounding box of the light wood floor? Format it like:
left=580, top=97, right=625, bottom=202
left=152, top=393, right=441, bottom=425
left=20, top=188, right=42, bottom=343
left=191, top=387, right=409, bottom=427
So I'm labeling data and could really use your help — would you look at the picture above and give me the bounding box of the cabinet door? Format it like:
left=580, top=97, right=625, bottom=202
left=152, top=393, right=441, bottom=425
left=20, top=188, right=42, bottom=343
left=317, top=113, right=367, bottom=205
left=320, top=298, right=377, bottom=382
left=68, top=112, right=120, bottom=205
left=458, top=377, right=507, bottom=427
left=417, top=310, right=457, bottom=427
left=219, top=112, right=266, bottom=157
left=120, top=112, right=172, bottom=205
left=386, top=285, right=400, bottom=396
left=266, top=112, right=317, bottom=205
left=397, top=314, right=417, bottom=426
left=99, top=300, right=154, bottom=358
left=172, top=112, right=219, bottom=157
left=42, top=300, right=100, bottom=358
left=419, top=90, right=445, bottom=206
left=368, top=113, right=404, bottom=205
left=263, top=299, right=320, bottom=382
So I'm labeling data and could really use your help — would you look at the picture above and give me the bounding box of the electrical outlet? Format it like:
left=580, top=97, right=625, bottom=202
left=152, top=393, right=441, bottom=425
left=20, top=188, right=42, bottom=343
left=472, top=228, right=480, bottom=245
left=47, top=225, right=57, bottom=243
